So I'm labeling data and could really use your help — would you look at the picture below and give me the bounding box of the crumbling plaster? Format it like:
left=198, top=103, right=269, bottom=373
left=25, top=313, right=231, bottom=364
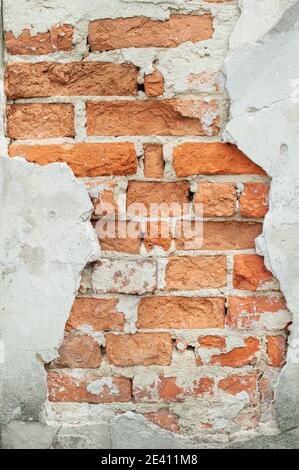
left=1, top=0, right=299, bottom=449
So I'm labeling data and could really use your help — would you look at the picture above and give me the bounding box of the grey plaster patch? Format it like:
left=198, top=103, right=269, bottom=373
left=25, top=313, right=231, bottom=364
left=224, top=0, right=299, bottom=431
left=0, top=158, right=100, bottom=429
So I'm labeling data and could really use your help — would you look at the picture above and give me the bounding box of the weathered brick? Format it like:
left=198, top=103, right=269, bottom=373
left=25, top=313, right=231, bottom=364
left=173, top=143, right=265, bottom=176
left=194, top=182, right=236, bottom=217
left=157, top=376, right=214, bottom=402
left=165, top=256, right=227, bottom=290
left=86, top=100, right=219, bottom=136
left=198, top=335, right=226, bottom=349
left=176, top=221, right=262, bottom=250
left=127, top=181, right=189, bottom=216
left=206, top=337, right=260, bottom=367
left=48, top=371, right=132, bottom=403
left=106, top=333, right=173, bottom=367
left=49, top=333, right=101, bottom=369
left=96, top=220, right=141, bottom=254
left=92, top=258, right=156, bottom=295
left=144, top=409, right=180, bottom=433
left=239, top=183, right=270, bottom=218
left=7, top=103, right=75, bottom=140
left=266, top=335, right=287, bottom=368
left=88, top=15, right=213, bottom=51
left=9, top=143, right=137, bottom=177
left=138, top=297, right=225, bottom=329
left=143, top=144, right=164, bottom=178
left=218, top=373, right=258, bottom=404
left=67, top=298, right=125, bottom=332
left=134, top=375, right=214, bottom=402
left=5, top=62, right=139, bottom=99
left=5, top=25, right=74, bottom=55
left=144, top=221, right=172, bottom=252
left=233, top=255, right=275, bottom=291
left=144, top=69, right=164, bottom=97
left=227, top=296, right=290, bottom=330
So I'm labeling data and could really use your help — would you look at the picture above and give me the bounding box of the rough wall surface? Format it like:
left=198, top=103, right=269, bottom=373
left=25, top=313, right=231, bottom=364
left=0, top=0, right=298, bottom=449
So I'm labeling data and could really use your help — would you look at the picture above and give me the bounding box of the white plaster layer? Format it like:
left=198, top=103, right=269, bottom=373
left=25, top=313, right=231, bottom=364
left=0, top=158, right=100, bottom=427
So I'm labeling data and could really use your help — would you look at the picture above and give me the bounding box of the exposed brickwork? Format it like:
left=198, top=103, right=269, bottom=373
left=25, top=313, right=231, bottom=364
left=5, top=25, right=74, bottom=55
left=4, top=2, right=289, bottom=437
left=88, top=15, right=214, bottom=51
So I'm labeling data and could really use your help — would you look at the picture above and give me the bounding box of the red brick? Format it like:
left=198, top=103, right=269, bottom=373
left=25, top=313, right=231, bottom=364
left=67, top=298, right=125, bottom=332
left=48, top=371, right=132, bottom=403
left=144, top=221, right=172, bottom=252
left=7, top=103, right=74, bottom=140
left=48, top=333, right=101, bottom=369
left=86, top=100, right=219, bottom=136
left=143, top=144, right=164, bottom=178
left=88, top=15, right=213, bottom=51
left=233, top=255, right=274, bottom=291
left=138, top=297, right=225, bottom=329
left=176, top=221, right=262, bottom=250
left=173, top=143, right=265, bottom=176
left=165, top=256, right=227, bottom=290
left=200, top=337, right=260, bottom=367
left=194, top=182, right=236, bottom=217
left=144, top=69, right=164, bottom=97
left=106, top=333, right=173, bottom=367
left=198, top=335, right=226, bottom=349
left=218, top=373, right=258, bottom=404
left=239, top=183, right=270, bottom=218
left=5, top=62, right=139, bottom=99
left=127, top=181, right=189, bottom=216
left=144, top=409, right=180, bottom=433
left=266, top=335, right=287, bottom=368
left=5, top=25, right=74, bottom=55
left=227, top=296, right=289, bottom=329
left=96, top=220, right=141, bottom=254
left=9, top=143, right=137, bottom=177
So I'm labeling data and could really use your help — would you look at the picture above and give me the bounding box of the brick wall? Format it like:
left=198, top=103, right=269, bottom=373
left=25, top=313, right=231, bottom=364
left=4, top=0, right=290, bottom=435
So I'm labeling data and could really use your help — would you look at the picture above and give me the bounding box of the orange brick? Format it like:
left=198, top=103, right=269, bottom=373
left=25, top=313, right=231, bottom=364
left=48, top=371, right=132, bottom=403
left=134, top=375, right=214, bottom=403
left=157, top=376, right=214, bottom=402
left=5, top=62, right=139, bottom=99
left=92, top=189, right=118, bottom=217
left=127, top=181, right=190, bottom=216
left=106, top=333, right=173, bottom=367
left=9, top=143, right=137, bottom=177
left=176, top=221, right=262, bottom=250
left=67, top=298, right=125, bottom=332
left=144, top=69, right=164, bottom=97
left=173, top=143, right=265, bottom=176
left=144, top=221, right=172, bottom=252
left=138, top=297, right=225, bottom=329
left=239, top=183, right=270, bottom=218
left=233, top=255, right=274, bottom=291
left=144, top=409, right=180, bottom=433
left=266, top=335, right=287, bottom=368
left=208, top=337, right=260, bottom=367
left=194, top=182, right=236, bottom=217
left=165, top=256, right=227, bottom=290
left=7, top=103, right=75, bottom=140
left=227, top=296, right=289, bottom=329
left=88, top=15, right=213, bottom=50
left=86, top=100, right=219, bottom=136
left=218, top=373, right=258, bottom=404
left=96, top=220, right=141, bottom=254
left=143, top=144, right=164, bottom=178
left=198, top=335, right=226, bottom=349
left=48, top=333, right=101, bottom=369
left=5, top=25, right=74, bottom=55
